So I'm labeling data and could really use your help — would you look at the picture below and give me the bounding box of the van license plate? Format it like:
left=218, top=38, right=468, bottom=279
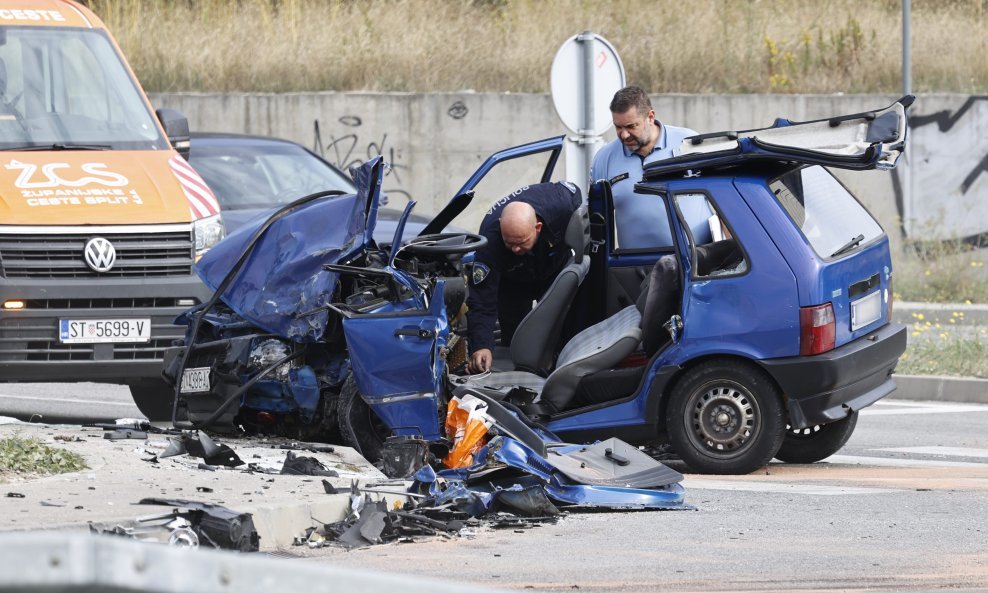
left=181, top=367, right=211, bottom=393
left=58, top=319, right=151, bottom=344
left=850, top=291, right=881, bottom=331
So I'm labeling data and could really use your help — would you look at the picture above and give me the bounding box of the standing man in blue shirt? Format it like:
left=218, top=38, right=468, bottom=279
left=590, top=86, right=699, bottom=250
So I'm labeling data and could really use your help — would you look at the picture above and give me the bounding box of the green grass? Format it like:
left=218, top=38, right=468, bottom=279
left=897, top=320, right=988, bottom=378
left=894, top=242, right=988, bottom=303
left=0, top=435, right=88, bottom=479
left=86, top=0, right=988, bottom=94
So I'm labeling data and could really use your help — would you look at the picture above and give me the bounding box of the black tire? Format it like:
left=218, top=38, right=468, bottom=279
left=336, top=375, right=390, bottom=462
left=775, top=411, right=858, bottom=464
left=129, top=380, right=177, bottom=421
left=666, top=360, right=785, bottom=475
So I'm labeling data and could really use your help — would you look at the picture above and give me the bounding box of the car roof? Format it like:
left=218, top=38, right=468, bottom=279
left=643, top=96, right=912, bottom=182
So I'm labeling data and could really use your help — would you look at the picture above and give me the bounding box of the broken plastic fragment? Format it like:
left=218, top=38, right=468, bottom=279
left=279, top=451, right=338, bottom=476
left=443, top=395, right=493, bottom=468
left=159, top=432, right=244, bottom=467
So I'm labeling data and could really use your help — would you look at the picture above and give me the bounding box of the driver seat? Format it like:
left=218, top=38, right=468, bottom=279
left=459, top=254, right=681, bottom=415
left=492, top=204, right=591, bottom=376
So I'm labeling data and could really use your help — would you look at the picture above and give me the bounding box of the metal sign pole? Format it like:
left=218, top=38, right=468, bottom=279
left=902, top=0, right=912, bottom=240
left=579, top=31, right=596, bottom=196
left=550, top=32, right=625, bottom=200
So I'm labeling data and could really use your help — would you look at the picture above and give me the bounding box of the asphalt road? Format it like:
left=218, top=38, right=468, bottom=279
left=0, top=382, right=141, bottom=425
left=1, top=384, right=986, bottom=592
left=301, top=399, right=988, bottom=593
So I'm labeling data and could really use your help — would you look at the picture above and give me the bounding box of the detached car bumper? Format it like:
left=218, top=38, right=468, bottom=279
left=759, top=323, right=907, bottom=428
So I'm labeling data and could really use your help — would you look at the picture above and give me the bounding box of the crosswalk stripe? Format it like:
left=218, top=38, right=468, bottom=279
left=682, top=479, right=898, bottom=495
left=826, top=454, right=986, bottom=468
left=0, top=393, right=135, bottom=407
left=877, top=446, right=988, bottom=459
left=861, top=403, right=988, bottom=416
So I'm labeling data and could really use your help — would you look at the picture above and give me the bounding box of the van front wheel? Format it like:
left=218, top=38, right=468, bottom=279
left=666, top=360, right=785, bottom=475
left=128, top=380, right=176, bottom=422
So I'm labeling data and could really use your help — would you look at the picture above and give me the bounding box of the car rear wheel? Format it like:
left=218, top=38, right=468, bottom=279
left=337, top=375, right=391, bottom=463
left=666, top=360, right=785, bottom=475
left=775, top=411, right=859, bottom=464
left=129, top=380, right=177, bottom=422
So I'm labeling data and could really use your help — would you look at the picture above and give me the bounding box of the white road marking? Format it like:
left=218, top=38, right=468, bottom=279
left=861, top=402, right=988, bottom=416
left=877, top=446, right=988, bottom=459
left=683, top=479, right=898, bottom=495
left=0, top=393, right=136, bottom=407
left=872, top=400, right=947, bottom=408
left=826, top=454, right=986, bottom=468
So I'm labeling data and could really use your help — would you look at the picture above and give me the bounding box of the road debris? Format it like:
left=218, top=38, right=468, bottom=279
left=279, top=451, right=339, bottom=477
left=90, top=498, right=260, bottom=552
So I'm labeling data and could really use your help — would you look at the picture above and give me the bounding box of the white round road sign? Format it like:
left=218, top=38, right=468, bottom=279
left=550, top=32, right=626, bottom=136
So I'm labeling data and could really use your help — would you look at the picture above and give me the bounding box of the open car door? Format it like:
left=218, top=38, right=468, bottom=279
left=420, top=136, right=566, bottom=236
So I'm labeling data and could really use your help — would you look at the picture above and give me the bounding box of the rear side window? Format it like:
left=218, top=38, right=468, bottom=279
left=768, top=165, right=883, bottom=259
left=673, top=193, right=747, bottom=278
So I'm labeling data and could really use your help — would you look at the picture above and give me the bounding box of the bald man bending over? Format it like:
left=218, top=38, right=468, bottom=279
left=466, top=182, right=582, bottom=373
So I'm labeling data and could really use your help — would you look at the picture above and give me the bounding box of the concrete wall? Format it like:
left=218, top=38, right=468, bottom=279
left=151, top=92, right=988, bottom=247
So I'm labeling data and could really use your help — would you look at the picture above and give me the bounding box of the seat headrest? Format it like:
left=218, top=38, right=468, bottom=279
left=564, top=204, right=590, bottom=264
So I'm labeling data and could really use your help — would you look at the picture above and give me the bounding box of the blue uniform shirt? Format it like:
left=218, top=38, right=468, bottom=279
left=590, top=121, right=698, bottom=249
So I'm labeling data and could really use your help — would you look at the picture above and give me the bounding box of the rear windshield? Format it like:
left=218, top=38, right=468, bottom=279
left=768, top=165, right=883, bottom=259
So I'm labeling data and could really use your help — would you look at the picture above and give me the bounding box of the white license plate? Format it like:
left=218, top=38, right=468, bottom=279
left=850, top=291, right=882, bottom=331
left=181, top=367, right=211, bottom=393
left=58, top=318, right=151, bottom=344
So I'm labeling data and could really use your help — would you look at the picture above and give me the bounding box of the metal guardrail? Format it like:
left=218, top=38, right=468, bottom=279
left=0, top=532, right=512, bottom=593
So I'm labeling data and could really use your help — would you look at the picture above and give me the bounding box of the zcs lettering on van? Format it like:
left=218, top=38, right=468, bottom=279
left=4, top=160, right=129, bottom=188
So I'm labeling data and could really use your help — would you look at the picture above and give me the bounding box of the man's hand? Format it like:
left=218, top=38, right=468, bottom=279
left=468, top=348, right=493, bottom=374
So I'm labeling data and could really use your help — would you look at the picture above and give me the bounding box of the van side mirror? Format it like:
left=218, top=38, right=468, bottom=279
left=156, top=108, right=191, bottom=160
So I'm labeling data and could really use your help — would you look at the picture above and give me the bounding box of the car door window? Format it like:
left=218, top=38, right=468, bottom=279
left=673, top=192, right=747, bottom=278
left=611, top=192, right=674, bottom=252
left=452, top=150, right=562, bottom=232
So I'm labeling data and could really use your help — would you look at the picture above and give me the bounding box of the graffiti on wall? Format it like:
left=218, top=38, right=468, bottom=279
left=894, top=96, right=988, bottom=245
left=311, top=117, right=412, bottom=205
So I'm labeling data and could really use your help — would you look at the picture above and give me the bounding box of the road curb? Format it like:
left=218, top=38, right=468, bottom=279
left=248, top=490, right=411, bottom=549
left=891, top=374, right=988, bottom=404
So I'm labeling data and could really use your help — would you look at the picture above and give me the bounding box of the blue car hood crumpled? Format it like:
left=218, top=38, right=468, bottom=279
left=194, top=158, right=384, bottom=341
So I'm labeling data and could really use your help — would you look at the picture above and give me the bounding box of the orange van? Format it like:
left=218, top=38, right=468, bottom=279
left=0, top=0, right=223, bottom=418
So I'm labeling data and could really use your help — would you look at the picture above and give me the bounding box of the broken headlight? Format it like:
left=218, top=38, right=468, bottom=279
left=247, top=338, right=300, bottom=381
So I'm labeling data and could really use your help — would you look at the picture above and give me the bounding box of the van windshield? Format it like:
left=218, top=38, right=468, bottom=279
left=0, top=26, right=164, bottom=150
left=768, top=165, right=884, bottom=259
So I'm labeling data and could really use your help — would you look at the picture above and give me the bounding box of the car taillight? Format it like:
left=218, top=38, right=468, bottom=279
left=800, top=303, right=836, bottom=355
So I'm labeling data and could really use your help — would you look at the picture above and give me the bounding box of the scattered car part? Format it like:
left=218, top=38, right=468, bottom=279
left=90, top=499, right=260, bottom=552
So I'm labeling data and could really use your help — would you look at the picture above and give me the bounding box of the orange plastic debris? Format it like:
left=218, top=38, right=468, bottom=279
left=442, top=395, right=493, bottom=468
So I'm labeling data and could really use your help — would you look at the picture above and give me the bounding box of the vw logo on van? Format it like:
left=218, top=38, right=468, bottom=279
left=83, top=237, right=117, bottom=272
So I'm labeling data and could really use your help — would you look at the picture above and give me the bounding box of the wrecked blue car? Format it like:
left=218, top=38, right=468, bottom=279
left=162, top=97, right=911, bottom=476
left=161, top=155, right=689, bottom=509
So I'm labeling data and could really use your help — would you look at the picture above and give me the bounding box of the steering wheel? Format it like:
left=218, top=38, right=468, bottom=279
left=401, top=232, right=487, bottom=256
